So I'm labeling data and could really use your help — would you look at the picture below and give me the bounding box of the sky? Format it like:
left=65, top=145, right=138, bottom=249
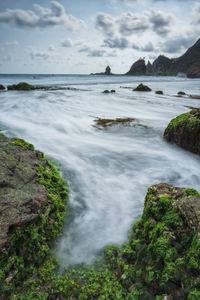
left=0, top=0, right=200, bottom=74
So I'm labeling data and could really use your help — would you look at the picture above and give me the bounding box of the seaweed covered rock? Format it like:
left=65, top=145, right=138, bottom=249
left=7, top=82, right=35, bottom=91
left=102, top=89, right=116, bottom=94
left=134, top=83, right=152, bottom=92
left=164, top=108, right=200, bottom=155
left=155, top=90, right=164, bottom=95
left=0, top=133, right=68, bottom=297
left=0, top=84, right=5, bottom=90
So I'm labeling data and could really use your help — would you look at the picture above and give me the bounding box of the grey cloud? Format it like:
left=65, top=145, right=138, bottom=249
left=161, top=36, right=196, bottom=53
left=103, top=37, right=129, bottom=49
left=142, top=42, right=155, bottom=52
left=61, top=39, right=73, bottom=47
left=5, top=40, right=18, bottom=46
left=192, top=3, right=200, bottom=25
left=79, top=46, right=106, bottom=57
left=0, top=1, right=85, bottom=30
left=30, top=50, right=50, bottom=60
left=95, top=13, right=115, bottom=36
left=3, top=55, right=13, bottom=62
left=119, top=12, right=149, bottom=35
left=149, top=10, right=174, bottom=36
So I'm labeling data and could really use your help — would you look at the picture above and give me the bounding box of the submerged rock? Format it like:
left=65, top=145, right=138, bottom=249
left=93, top=117, right=135, bottom=128
left=133, top=83, right=152, bottom=91
left=155, top=90, right=164, bottom=95
left=164, top=108, right=200, bottom=155
left=7, top=82, right=35, bottom=91
left=0, top=84, right=5, bottom=90
left=102, top=89, right=116, bottom=94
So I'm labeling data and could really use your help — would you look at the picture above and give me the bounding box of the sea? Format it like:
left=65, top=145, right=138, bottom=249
left=0, top=74, right=200, bottom=265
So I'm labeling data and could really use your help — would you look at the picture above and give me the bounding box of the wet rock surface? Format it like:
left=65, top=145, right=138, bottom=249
left=164, top=108, right=200, bottom=155
left=0, top=134, right=48, bottom=251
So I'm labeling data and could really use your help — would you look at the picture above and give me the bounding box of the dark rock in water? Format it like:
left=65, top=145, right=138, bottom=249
left=133, top=83, right=152, bottom=91
left=126, top=59, right=146, bottom=75
left=146, top=60, right=153, bottom=75
left=177, top=91, right=186, bottom=95
left=164, top=108, right=200, bottom=155
left=0, top=84, right=5, bottom=90
left=7, top=82, right=35, bottom=91
left=152, top=55, right=172, bottom=75
left=91, top=65, right=113, bottom=75
left=155, top=90, right=163, bottom=95
left=93, top=117, right=135, bottom=128
left=105, top=65, right=111, bottom=75
left=102, top=89, right=116, bottom=94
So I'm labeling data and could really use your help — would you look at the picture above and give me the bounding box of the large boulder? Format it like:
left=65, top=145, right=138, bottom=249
left=0, top=84, right=5, bottom=90
left=7, top=82, right=35, bottom=91
left=164, top=108, right=200, bottom=155
left=0, top=133, right=68, bottom=297
left=126, top=59, right=146, bottom=75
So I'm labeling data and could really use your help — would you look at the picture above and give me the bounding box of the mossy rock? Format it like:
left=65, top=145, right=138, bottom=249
left=0, top=84, right=5, bottom=90
left=177, top=91, right=186, bottom=96
left=164, top=108, right=200, bottom=155
left=155, top=90, right=163, bottom=95
left=133, top=83, right=152, bottom=92
left=102, top=89, right=116, bottom=94
left=0, top=133, right=68, bottom=298
left=7, top=82, right=35, bottom=91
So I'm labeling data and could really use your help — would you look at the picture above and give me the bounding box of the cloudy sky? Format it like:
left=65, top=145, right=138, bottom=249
left=0, top=0, right=200, bottom=74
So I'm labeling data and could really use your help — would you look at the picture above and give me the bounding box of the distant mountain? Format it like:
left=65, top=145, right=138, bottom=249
left=125, top=38, right=200, bottom=78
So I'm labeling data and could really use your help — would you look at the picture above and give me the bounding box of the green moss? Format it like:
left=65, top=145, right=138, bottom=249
left=165, top=112, right=198, bottom=134
left=11, top=138, right=35, bottom=151
left=7, top=82, right=35, bottom=91
left=133, top=83, right=152, bottom=92
left=178, top=91, right=186, bottom=95
left=0, top=154, right=69, bottom=298
left=155, top=90, right=163, bottom=95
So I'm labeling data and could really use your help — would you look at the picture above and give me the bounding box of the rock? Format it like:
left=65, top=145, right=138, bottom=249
left=0, top=134, right=48, bottom=250
left=187, top=58, right=200, bottom=78
left=146, top=61, right=153, bottom=75
left=102, top=89, right=116, bottom=93
left=105, top=65, right=111, bottom=75
left=93, top=117, right=135, bottom=128
left=91, top=65, right=113, bottom=75
left=133, top=83, right=152, bottom=91
left=126, top=59, right=146, bottom=75
left=0, top=133, right=68, bottom=297
left=7, top=82, right=35, bottom=91
left=0, top=84, right=5, bottom=90
left=177, top=91, right=186, bottom=95
left=155, top=90, right=163, bottom=95
left=164, top=108, right=200, bottom=155
left=152, top=55, right=172, bottom=75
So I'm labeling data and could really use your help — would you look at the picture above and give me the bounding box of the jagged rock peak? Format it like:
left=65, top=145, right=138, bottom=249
left=126, top=58, right=146, bottom=75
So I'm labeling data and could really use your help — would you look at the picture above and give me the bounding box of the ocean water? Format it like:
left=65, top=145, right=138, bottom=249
left=0, top=74, right=200, bottom=265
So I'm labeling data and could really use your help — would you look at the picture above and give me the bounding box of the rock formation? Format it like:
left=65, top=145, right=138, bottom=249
left=164, top=108, right=200, bottom=155
left=0, top=84, right=5, bottom=90
left=91, top=65, right=113, bottom=75
left=152, top=55, right=172, bottom=75
left=126, top=59, right=146, bottom=75
left=125, top=38, right=200, bottom=77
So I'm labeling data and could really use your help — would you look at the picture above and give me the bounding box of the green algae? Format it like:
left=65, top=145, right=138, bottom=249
left=133, top=83, right=152, bottom=92
left=155, top=90, right=164, bottom=95
left=7, top=82, right=35, bottom=91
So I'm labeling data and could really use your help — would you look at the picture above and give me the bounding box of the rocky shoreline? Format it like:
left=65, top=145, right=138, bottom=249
left=1, top=106, right=200, bottom=299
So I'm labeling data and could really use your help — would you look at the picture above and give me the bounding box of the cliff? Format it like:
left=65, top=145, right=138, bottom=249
left=126, top=59, right=146, bottom=75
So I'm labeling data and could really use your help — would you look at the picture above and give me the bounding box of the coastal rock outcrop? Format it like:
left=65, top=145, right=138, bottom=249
left=126, top=59, right=146, bottom=75
left=7, top=82, right=35, bottom=91
left=152, top=55, right=172, bottom=75
left=0, top=84, right=5, bottom=90
left=164, top=108, right=200, bottom=155
left=91, top=65, right=113, bottom=75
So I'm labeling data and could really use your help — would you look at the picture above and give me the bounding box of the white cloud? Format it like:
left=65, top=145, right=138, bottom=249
left=61, top=38, right=73, bottom=47
left=0, top=1, right=86, bottom=31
